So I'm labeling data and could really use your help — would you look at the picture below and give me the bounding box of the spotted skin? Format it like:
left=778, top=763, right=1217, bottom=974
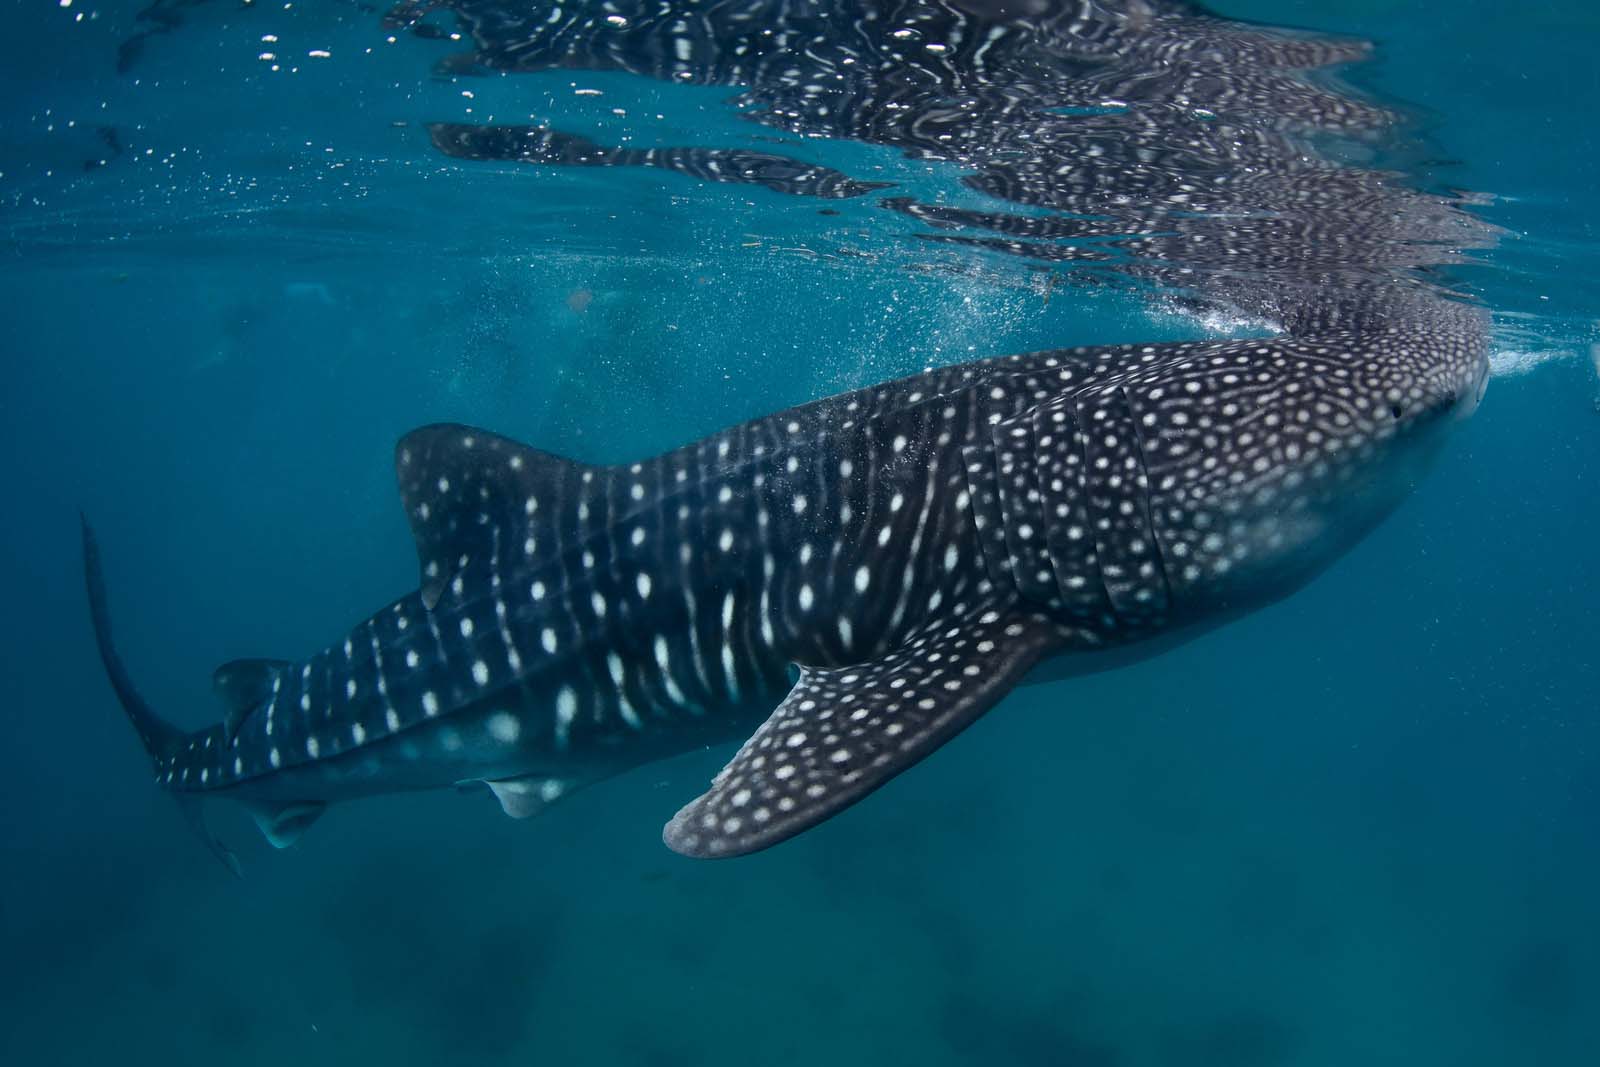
left=86, top=307, right=1487, bottom=858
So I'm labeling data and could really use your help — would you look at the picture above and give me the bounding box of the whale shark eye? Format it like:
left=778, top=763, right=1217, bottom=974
left=1388, top=402, right=1405, bottom=419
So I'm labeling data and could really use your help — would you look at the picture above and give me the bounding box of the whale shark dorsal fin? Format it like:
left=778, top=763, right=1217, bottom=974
left=212, top=657, right=291, bottom=741
left=663, top=601, right=1065, bottom=858
left=394, top=423, right=603, bottom=609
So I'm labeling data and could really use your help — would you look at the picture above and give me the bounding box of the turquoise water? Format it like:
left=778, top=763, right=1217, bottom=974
left=2, top=2, right=1596, bottom=1065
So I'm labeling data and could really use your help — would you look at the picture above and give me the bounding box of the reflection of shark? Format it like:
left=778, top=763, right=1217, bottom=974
left=394, top=0, right=1497, bottom=334
left=87, top=296, right=1487, bottom=859
left=429, top=125, right=893, bottom=199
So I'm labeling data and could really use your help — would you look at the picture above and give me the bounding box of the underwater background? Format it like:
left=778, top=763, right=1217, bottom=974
left=2, top=1, right=1597, bottom=1065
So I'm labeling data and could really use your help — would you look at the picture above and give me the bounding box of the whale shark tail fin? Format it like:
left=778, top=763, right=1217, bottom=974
left=81, top=515, right=243, bottom=877
left=81, top=515, right=186, bottom=766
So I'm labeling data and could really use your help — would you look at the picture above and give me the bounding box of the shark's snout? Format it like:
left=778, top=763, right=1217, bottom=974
left=1463, top=352, right=1491, bottom=417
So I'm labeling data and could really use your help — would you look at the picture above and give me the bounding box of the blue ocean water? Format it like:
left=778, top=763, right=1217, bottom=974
left=1, top=1, right=1596, bottom=1065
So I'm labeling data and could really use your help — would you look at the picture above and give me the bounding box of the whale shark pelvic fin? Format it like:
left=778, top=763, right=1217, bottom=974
left=250, top=802, right=326, bottom=849
left=483, top=775, right=578, bottom=819
left=663, top=599, right=1064, bottom=857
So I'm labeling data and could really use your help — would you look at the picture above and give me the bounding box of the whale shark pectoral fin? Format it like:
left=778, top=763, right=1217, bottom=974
left=393, top=424, right=605, bottom=610
left=663, top=601, right=1064, bottom=859
left=483, top=775, right=574, bottom=819
left=212, top=657, right=291, bottom=741
left=250, top=802, right=326, bottom=849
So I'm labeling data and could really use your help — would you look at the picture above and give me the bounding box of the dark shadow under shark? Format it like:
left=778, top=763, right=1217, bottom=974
left=90, top=0, right=1499, bottom=859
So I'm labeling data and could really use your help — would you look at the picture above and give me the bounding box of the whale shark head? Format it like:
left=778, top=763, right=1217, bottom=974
left=1159, top=322, right=1487, bottom=614
left=975, top=304, right=1490, bottom=631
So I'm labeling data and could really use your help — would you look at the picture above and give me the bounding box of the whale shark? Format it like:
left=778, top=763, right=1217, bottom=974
left=86, top=294, right=1488, bottom=859
left=88, top=1, right=1498, bottom=862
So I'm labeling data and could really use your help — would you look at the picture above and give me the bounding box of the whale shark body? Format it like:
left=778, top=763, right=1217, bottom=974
left=87, top=301, right=1488, bottom=859
left=90, top=0, right=1499, bottom=861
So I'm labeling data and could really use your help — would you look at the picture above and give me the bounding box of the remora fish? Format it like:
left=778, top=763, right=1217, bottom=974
left=86, top=301, right=1488, bottom=859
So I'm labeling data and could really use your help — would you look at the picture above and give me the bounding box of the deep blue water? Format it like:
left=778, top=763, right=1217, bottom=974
left=2, top=2, right=1597, bottom=1065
